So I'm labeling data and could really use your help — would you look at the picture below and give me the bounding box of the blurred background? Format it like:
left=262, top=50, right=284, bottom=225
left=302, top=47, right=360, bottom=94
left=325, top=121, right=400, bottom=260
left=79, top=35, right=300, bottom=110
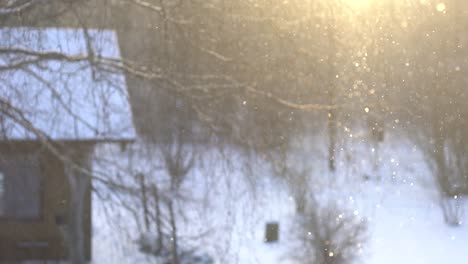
left=0, top=0, right=467, bottom=263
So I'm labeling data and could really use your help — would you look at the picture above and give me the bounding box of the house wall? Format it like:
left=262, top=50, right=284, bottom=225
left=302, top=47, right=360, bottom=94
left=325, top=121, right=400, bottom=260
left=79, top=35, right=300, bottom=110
left=1, top=0, right=204, bottom=142
left=0, top=1, right=183, bottom=261
left=0, top=142, right=92, bottom=261
left=0, top=2, right=135, bottom=261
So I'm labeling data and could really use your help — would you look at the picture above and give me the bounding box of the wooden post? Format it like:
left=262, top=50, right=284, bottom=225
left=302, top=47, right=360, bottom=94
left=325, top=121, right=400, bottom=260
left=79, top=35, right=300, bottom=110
left=265, top=222, right=279, bottom=243
left=64, top=151, right=91, bottom=264
left=62, top=145, right=93, bottom=264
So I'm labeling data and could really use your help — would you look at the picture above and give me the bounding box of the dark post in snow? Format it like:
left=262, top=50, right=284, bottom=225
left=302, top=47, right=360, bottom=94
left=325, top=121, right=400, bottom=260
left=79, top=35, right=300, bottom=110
left=265, top=222, right=279, bottom=243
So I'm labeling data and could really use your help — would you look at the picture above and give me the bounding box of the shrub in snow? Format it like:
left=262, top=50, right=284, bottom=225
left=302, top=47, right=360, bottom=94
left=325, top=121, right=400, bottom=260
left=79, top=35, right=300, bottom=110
left=292, top=200, right=367, bottom=264
left=414, top=122, right=468, bottom=226
left=178, top=252, right=214, bottom=264
left=439, top=196, right=464, bottom=227
left=137, top=233, right=213, bottom=264
left=432, top=167, right=466, bottom=226
left=138, top=232, right=163, bottom=255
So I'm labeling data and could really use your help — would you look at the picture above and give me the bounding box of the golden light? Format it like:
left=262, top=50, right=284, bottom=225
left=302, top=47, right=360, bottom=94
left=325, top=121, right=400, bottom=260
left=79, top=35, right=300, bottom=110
left=343, top=0, right=375, bottom=9
left=436, top=3, right=446, bottom=12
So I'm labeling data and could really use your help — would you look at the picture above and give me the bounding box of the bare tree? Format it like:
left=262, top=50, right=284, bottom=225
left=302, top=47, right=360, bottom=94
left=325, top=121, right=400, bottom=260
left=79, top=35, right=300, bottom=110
left=293, top=198, right=367, bottom=264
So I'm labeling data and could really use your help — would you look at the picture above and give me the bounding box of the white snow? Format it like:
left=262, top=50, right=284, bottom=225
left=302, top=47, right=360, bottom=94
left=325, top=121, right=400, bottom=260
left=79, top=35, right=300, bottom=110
left=90, top=131, right=468, bottom=263
left=0, top=27, right=135, bottom=141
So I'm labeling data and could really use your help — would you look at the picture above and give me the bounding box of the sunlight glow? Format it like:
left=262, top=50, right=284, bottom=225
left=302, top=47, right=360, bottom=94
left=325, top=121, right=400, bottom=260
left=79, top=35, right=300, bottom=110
left=436, top=3, right=446, bottom=12
left=344, top=0, right=375, bottom=9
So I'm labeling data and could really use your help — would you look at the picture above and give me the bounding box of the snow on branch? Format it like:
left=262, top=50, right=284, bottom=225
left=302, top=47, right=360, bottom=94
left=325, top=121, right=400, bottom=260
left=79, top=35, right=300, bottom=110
left=0, top=0, right=41, bottom=15
left=128, top=0, right=162, bottom=12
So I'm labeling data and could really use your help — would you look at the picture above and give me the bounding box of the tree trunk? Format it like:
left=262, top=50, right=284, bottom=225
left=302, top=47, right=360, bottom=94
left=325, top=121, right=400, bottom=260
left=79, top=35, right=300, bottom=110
left=152, top=184, right=163, bottom=254
left=328, top=109, right=336, bottom=172
left=326, top=5, right=337, bottom=173
left=139, top=173, right=150, bottom=231
left=168, top=200, right=179, bottom=264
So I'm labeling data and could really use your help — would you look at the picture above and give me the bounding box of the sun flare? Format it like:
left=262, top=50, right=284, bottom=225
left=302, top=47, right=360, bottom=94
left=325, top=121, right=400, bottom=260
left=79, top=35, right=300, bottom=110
left=344, top=0, right=374, bottom=9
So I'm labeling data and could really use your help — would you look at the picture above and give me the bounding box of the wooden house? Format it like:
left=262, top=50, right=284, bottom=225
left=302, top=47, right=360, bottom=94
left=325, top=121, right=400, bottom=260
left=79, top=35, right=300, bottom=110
left=0, top=27, right=135, bottom=262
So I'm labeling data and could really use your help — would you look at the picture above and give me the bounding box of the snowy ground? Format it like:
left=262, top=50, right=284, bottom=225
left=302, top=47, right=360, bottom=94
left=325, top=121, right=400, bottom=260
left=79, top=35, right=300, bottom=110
left=90, top=133, right=468, bottom=264
left=367, top=183, right=468, bottom=264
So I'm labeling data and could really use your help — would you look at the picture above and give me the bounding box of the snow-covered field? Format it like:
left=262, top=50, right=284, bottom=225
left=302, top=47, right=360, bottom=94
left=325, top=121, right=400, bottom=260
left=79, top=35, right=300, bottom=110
left=90, top=133, right=468, bottom=264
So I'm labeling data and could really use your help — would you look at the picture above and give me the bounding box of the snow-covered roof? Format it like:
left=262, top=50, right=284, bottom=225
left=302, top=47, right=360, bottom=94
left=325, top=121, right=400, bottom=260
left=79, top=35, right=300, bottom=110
left=0, top=27, right=135, bottom=141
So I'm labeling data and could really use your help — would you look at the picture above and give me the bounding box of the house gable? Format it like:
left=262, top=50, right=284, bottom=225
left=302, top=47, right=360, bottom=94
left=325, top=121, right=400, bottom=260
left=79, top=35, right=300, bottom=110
left=0, top=27, right=135, bottom=141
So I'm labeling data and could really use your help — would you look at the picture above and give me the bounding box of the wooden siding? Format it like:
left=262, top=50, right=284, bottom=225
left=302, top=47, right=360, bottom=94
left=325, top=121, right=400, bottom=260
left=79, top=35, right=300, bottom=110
left=0, top=141, right=92, bottom=261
